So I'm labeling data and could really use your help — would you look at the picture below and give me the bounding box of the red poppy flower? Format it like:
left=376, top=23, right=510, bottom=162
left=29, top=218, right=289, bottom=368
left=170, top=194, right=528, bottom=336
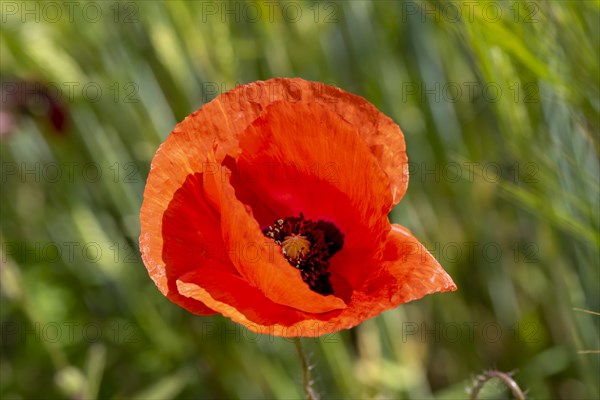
left=139, top=78, right=456, bottom=337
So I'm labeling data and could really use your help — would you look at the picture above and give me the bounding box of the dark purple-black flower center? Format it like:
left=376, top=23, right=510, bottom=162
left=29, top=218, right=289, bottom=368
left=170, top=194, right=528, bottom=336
left=263, top=213, right=344, bottom=296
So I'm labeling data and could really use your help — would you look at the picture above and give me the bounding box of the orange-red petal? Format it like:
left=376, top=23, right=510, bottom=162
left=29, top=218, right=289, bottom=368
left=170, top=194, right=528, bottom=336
left=176, top=268, right=311, bottom=329
left=230, top=101, right=393, bottom=288
left=160, top=172, right=236, bottom=315
left=370, top=224, right=457, bottom=302
left=203, top=148, right=348, bottom=314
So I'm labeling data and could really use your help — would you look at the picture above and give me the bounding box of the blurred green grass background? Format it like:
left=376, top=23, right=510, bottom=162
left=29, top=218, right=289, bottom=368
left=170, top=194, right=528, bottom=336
left=1, top=1, right=598, bottom=399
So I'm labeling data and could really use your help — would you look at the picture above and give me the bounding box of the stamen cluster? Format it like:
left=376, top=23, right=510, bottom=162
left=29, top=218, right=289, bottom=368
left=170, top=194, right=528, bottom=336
left=263, top=213, right=344, bottom=295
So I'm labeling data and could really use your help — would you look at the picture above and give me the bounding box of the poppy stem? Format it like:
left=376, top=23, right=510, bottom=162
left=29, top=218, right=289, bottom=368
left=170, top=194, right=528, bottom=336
left=293, top=337, right=317, bottom=400
left=470, top=370, right=526, bottom=400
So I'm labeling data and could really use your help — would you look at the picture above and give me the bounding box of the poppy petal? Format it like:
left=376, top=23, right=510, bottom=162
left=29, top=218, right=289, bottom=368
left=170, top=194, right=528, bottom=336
left=304, top=223, right=456, bottom=335
left=230, top=101, right=393, bottom=288
left=176, top=269, right=345, bottom=337
left=374, top=223, right=457, bottom=301
left=299, top=80, right=409, bottom=206
left=139, top=82, right=267, bottom=310
left=203, top=150, right=348, bottom=314
left=232, top=78, right=409, bottom=205
left=160, top=171, right=242, bottom=315
left=176, top=269, right=310, bottom=329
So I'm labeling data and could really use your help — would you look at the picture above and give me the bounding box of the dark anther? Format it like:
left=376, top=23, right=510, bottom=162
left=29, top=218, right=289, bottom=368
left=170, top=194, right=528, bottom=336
left=263, top=213, right=344, bottom=296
